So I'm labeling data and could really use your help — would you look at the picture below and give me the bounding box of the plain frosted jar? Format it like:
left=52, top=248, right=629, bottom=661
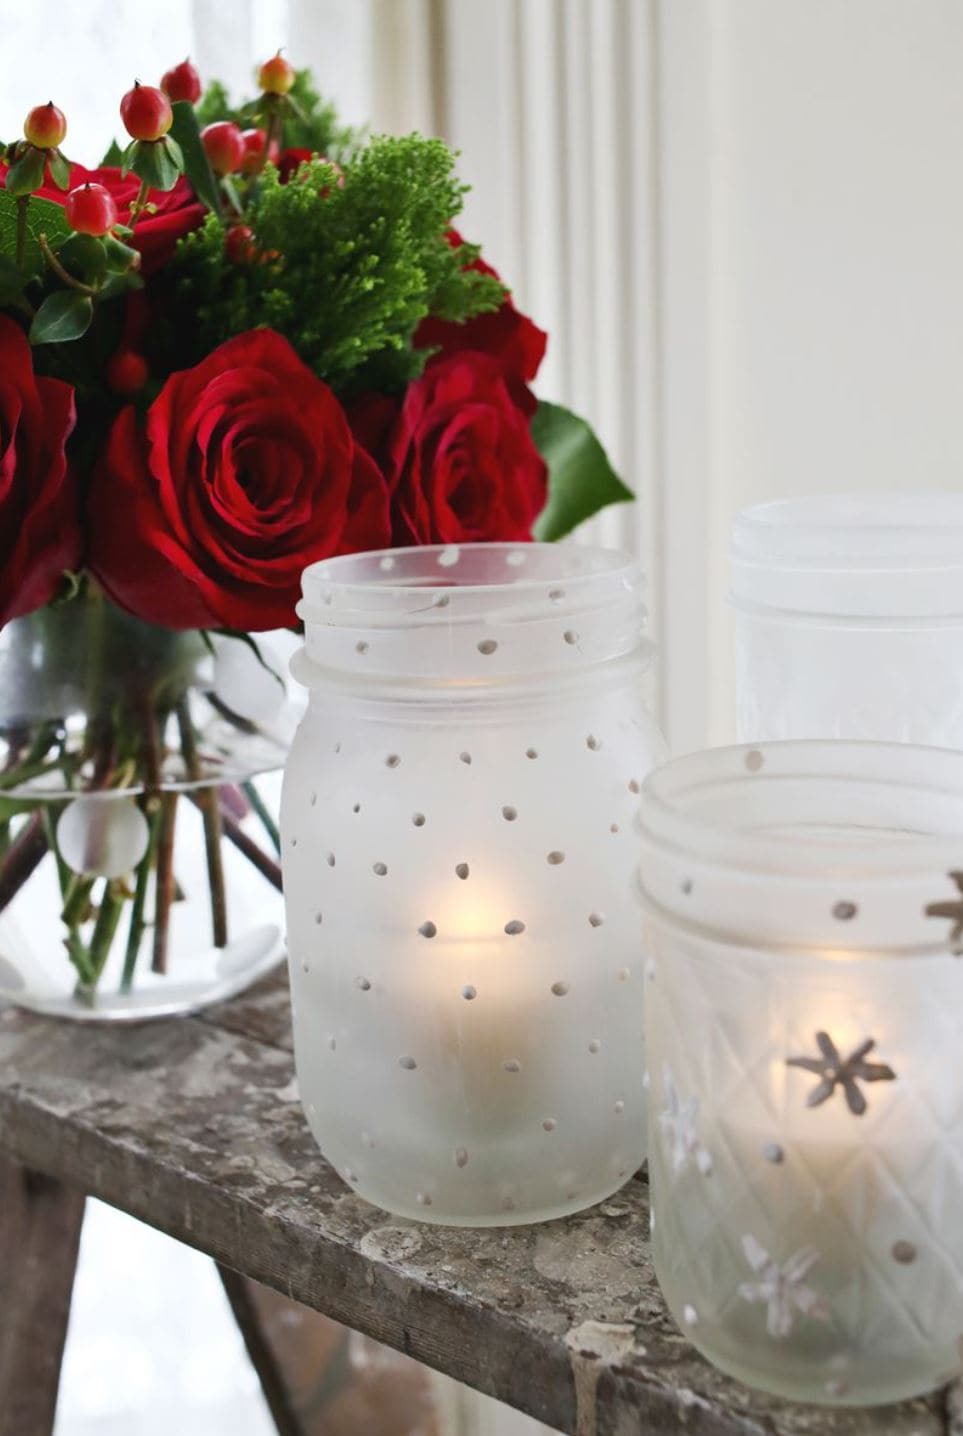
left=281, top=543, right=665, bottom=1226
left=731, top=493, right=963, bottom=742
left=638, top=740, right=963, bottom=1406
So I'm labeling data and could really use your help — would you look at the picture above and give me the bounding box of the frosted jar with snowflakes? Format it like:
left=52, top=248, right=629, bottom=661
left=638, top=740, right=963, bottom=1405
left=281, top=542, right=665, bottom=1225
left=731, top=494, right=963, bottom=744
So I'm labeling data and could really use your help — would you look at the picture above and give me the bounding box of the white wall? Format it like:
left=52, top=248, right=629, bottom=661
left=427, top=0, right=963, bottom=753
left=706, top=0, right=963, bottom=743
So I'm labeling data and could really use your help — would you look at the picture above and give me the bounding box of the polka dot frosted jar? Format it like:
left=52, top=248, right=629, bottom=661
left=731, top=493, right=963, bottom=743
left=637, top=740, right=963, bottom=1405
left=281, top=542, right=665, bottom=1226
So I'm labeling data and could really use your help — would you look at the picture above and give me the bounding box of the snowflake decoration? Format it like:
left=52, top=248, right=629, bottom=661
left=738, top=1234, right=829, bottom=1339
left=925, top=871, right=963, bottom=954
left=786, top=1031, right=895, bottom=1116
left=658, top=1066, right=712, bottom=1177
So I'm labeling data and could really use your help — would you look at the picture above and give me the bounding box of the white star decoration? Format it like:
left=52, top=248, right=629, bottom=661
left=738, top=1235, right=830, bottom=1339
left=658, top=1066, right=713, bottom=1177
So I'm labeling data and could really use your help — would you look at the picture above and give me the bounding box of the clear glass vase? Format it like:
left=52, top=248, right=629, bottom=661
left=0, top=591, right=292, bottom=1020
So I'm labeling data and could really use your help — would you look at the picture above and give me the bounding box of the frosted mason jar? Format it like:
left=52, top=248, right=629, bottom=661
left=282, top=543, right=665, bottom=1226
left=731, top=493, right=963, bottom=742
left=638, top=740, right=963, bottom=1405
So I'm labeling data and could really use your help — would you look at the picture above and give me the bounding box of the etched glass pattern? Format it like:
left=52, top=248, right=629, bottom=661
left=638, top=741, right=963, bottom=1405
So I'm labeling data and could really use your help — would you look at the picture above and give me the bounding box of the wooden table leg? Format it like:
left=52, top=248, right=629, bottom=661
left=0, top=1157, right=85, bottom=1436
left=217, top=1265, right=444, bottom=1436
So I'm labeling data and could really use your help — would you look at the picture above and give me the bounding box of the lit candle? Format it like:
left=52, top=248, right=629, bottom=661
left=638, top=740, right=963, bottom=1405
left=282, top=542, right=665, bottom=1225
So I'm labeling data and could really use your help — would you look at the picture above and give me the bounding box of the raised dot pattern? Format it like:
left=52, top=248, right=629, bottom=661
left=295, top=688, right=646, bottom=1217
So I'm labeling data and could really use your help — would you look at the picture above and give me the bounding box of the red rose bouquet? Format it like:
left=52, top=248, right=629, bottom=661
left=0, top=56, right=630, bottom=1008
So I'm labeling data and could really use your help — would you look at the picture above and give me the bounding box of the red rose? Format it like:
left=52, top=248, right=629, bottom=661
left=88, top=329, right=391, bottom=631
left=277, top=147, right=313, bottom=183
left=415, top=230, right=547, bottom=385
left=0, top=317, right=79, bottom=625
left=20, top=163, right=205, bottom=274
left=378, top=353, right=547, bottom=545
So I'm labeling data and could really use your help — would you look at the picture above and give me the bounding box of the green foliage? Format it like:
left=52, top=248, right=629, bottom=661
left=30, top=290, right=93, bottom=344
left=169, top=101, right=221, bottom=215
left=4, top=145, right=46, bottom=196
left=170, top=138, right=505, bottom=393
left=531, top=401, right=634, bottom=541
left=0, top=189, right=71, bottom=274
left=121, top=136, right=184, bottom=192
left=196, top=69, right=358, bottom=160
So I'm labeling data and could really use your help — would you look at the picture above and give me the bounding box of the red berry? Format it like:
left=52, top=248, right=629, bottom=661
left=258, top=51, right=295, bottom=95
left=65, top=182, right=118, bottom=237
left=120, top=82, right=173, bottom=142
left=160, top=59, right=201, bottom=106
left=225, top=225, right=257, bottom=264
left=239, top=127, right=266, bottom=175
left=107, top=349, right=149, bottom=396
left=24, top=101, right=67, bottom=150
left=202, top=122, right=245, bottom=177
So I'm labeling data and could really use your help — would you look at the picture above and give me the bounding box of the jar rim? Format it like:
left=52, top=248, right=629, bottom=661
left=301, top=542, right=642, bottom=610
left=731, top=493, right=963, bottom=569
left=638, top=739, right=963, bottom=880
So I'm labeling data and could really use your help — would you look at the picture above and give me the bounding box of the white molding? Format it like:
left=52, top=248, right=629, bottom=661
left=653, top=0, right=717, bottom=752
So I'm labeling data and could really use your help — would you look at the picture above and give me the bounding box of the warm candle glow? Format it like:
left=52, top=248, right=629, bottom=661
left=638, top=740, right=963, bottom=1405
left=283, top=542, right=663, bottom=1225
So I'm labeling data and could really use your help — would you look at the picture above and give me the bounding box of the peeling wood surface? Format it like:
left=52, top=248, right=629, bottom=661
left=0, top=971, right=953, bottom=1436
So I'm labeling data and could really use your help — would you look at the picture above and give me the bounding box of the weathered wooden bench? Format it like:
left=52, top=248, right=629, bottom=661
left=0, top=971, right=955, bottom=1436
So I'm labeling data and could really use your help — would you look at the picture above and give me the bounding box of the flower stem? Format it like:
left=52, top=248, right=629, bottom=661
left=266, top=101, right=283, bottom=168
left=151, top=793, right=178, bottom=974
left=0, top=813, right=47, bottom=915
left=86, top=879, right=125, bottom=988
left=38, top=233, right=97, bottom=295
left=62, top=873, right=95, bottom=928
left=128, top=178, right=151, bottom=228
left=120, top=805, right=160, bottom=994
left=41, top=805, right=71, bottom=897
left=201, top=796, right=282, bottom=892
left=241, top=779, right=280, bottom=854
left=176, top=696, right=227, bottom=948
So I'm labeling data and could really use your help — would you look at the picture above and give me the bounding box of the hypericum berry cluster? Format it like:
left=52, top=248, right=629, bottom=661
left=4, top=100, right=71, bottom=195
left=201, top=121, right=245, bottom=177
left=258, top=51, right=295, bottom=94
left=65, top=182, right=118, bottom=236
left=119, top=81, right=184, bottom=195
left=160, top=58, right=201, bottom=106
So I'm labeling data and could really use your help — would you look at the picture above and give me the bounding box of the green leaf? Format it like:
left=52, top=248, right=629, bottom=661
left=102, top=233, right=139, bottom=272
left=29, top=290, right=93, bottom=344
left=120, top=139, right=136, bottom=179
left=282, top=91, right=308, bottom=124
left=0, top=189, right=71, bottom=273
left=4, top=146, right=46, bottom=196
left=126, top=138, right=182, bottom=192
left=531, top=401, right=634, bottom=542
left=0, top=254, right=24, bottom=302
left=98, top=269, right=143, bottom=300
left=169, top=101, right=222, bottom=216
left=101, top=138, right=125, bottom=166
left=59, top=232, right=107, bottom=283
left=221, top=175, right=242, bottom=215
left=47, top=149, right=71, bottom=191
